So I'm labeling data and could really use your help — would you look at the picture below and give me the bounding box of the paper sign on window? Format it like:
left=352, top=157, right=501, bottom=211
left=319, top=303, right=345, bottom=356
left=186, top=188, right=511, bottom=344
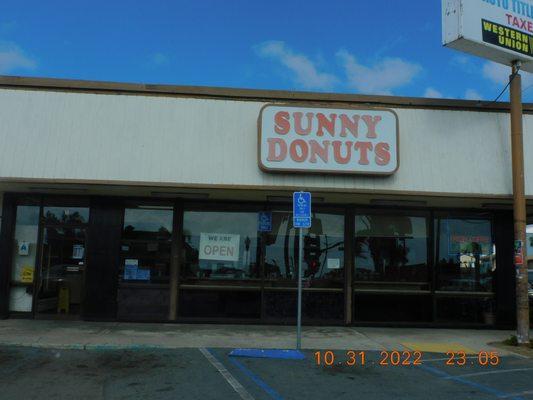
left=20, top=266, right=34, bottom=283
left=199, top=233, right=240, bottom=262
left=124, top=259, right=139, bottom=280
left=327, top=258, right=341, bottom=269
left=18, top=241, right=30, bottom=256
left=136, top=268, right=150, bottom=280
left=72, top=244, right=85, bottom=260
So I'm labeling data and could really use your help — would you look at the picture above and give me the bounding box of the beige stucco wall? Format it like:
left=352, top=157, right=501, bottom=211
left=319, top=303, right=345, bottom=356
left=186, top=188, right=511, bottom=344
left=0, top=88, right=525, bottom=197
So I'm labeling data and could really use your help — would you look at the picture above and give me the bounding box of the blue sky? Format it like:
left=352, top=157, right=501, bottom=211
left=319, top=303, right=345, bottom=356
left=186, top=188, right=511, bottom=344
left=0, top=0, right=532, bottom=101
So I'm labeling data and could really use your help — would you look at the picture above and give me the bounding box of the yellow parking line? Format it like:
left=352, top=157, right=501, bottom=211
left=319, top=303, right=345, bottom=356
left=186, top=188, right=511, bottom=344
left=401, top=342, right=477, bottom=355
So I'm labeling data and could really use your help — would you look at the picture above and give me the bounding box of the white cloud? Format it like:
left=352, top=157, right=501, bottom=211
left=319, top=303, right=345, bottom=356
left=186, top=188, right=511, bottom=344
left=482, top=61, right=533, bottom=86
left=336, top=49, right=422, bottom=95
left=450, top=54, right=478, bottom=73
left=464, top=89, right=483, bottom=101
left=0, top=42, right=36, bottom=74
left=255, top=41, right=338, bottom=90
left=424, top=87, right=444, bottom=98
left=482, top=61, right=510, bottom=86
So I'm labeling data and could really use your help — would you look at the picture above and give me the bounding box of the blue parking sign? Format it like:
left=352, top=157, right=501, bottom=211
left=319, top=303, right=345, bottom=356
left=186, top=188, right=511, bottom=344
left=293, top=192, right=311, bottom=228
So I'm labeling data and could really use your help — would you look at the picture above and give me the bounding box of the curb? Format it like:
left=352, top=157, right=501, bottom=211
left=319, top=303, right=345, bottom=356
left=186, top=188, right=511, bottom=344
left=0, top=342, right=166, bottom=351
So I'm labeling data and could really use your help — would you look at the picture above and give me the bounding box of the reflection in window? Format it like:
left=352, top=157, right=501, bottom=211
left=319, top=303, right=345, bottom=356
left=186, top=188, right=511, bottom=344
left=43, top=207, right=89, bottom=225
left=354, top=214, right=428, bottom=284
left=435, top=217, right=495, bottom=292
left=120, top=207, right=173, bottom=284
left=9, top=205, right=40, bottom=312
left=264, top=212, right=344, bottom=288
left=37, top=227, right=86, bottom=315
left=182, top=211, right=260, bottom=281
left=123, top=208, right=173, bottom=240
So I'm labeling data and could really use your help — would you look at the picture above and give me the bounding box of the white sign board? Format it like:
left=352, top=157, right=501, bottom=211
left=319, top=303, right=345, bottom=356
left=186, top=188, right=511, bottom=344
left=443, top=0, right=533, bottom=71
left=258, top=104, right=399, bottom=175
left=199, top=233, right=240, bottom=262
left=18, top=241, right=30, bottom=256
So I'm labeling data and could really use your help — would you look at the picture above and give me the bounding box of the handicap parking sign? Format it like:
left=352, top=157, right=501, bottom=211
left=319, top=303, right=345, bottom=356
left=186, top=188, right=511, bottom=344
left=258, top=211, right=272, bottom=232
left=293, top=192, right=311, bottom=228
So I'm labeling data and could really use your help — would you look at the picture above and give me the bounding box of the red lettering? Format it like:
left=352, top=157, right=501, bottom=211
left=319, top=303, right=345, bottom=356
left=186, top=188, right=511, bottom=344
left=354, top=142, right=373, bottom=165
left=340, top=114, right=360, bottom=138
left=294, top=112, right=314, bottom=136
left=274, top=111, right=290, bottom=135
left=506, top=13, right=513, bottom=25
left=528, top=21, right=533, bottom=33
left=332, top=141, right=353, bottom=164
left=289, top=139, right=309, bottom=162
left=316, top=113, right=337, bottom=137
left=309, top=140, right=330, bottom=163
left=267, top=138, right=287, bottom=162
left=375, top=142, right=391, bottom=166
left=362, top=115, right=381, bottom=138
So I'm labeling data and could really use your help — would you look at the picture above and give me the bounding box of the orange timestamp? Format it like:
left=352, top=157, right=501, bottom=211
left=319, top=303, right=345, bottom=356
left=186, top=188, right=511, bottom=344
left=314, top=350, right=501, bottom=367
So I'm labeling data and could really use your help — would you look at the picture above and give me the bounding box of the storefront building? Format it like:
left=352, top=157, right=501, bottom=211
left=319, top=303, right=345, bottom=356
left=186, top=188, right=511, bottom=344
left=0, top=76, right=530, bottom=327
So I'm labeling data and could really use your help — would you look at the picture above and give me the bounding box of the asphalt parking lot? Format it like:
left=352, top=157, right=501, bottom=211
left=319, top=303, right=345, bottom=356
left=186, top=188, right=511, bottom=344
left=0, top=346, right=532, bottom=400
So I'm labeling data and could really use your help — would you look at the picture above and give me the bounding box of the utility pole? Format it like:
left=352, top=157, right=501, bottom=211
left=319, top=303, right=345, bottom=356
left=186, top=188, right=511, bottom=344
left=510, top=60, right=530, bottom=345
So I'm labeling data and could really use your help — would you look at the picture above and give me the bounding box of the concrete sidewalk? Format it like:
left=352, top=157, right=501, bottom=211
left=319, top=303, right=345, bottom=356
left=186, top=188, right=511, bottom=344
left=0, top=319, right=526, bottom=355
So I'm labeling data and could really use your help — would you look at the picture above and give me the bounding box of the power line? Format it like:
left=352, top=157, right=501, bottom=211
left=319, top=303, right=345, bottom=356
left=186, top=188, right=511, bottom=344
left=490, top=64, right=521, bottom=104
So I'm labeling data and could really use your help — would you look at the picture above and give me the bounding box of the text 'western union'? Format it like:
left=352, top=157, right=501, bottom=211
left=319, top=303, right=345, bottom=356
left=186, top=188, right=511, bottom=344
left=482, top=19, right=531, bottom=54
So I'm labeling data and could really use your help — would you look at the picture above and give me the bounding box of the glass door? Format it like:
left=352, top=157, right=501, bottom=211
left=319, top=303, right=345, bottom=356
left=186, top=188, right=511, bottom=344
left=35, top=226, right=87, bottom=317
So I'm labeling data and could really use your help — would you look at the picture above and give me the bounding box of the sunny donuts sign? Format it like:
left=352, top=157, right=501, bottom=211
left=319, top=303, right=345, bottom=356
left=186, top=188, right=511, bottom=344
left=258, top=104, right=399, bottom=175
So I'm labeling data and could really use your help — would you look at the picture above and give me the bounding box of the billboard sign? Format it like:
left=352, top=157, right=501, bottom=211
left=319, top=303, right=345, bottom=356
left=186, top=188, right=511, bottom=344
left=443, top=0, right=533, bottom=71
left=258, top=104, right=399, bottom=175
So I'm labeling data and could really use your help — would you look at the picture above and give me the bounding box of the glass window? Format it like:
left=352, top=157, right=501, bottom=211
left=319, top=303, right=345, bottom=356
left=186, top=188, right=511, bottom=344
left=354, top=213, right=429, bottom=288
left=354, top=294, right=432, bottom=322
left=9, top=205, right=40, bottom=312
left=264, top=291, right=344, bottom=322
left=264, top=211, right=344, bottom=288
left=435, top=217, right=495, bottom=292
left=182, top=211, right=260, bottom=281
left=179, top=290, right=261, bottom=319
left=436, top=297, right=495, bottom=325
left=120, top=207, right=174, bottom=284
left=43, top=207, right=89, bottom=224
left=36, top=227, right=87, bottom=316
left=123, top=208, right=173, bottom=240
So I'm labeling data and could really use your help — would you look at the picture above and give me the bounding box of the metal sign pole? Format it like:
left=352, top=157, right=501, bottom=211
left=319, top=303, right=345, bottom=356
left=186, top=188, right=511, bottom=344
left=297, top=227, right=303, bottom=350
left=510, top=61, right=530, bottom=345
left=293, top=191, right=310, bottom=351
